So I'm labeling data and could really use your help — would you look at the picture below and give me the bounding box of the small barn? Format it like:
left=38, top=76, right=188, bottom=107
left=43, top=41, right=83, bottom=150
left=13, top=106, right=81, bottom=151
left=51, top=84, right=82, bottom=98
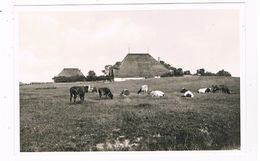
left=53, top=68, right=85, bottom=82
left=113, top=53, right=169, bottom=81
left=57, top=68, right=84, bottom=77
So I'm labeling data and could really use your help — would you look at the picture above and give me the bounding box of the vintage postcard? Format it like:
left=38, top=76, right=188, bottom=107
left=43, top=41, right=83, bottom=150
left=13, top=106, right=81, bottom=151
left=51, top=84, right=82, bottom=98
left=3, top=1, right=257, bottom=161
left=17, top=4, right=242, bottom=152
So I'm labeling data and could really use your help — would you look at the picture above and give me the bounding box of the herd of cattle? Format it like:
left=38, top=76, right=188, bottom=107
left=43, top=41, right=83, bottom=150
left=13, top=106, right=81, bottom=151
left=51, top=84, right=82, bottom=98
left=69, top=84, right=232, bottom=103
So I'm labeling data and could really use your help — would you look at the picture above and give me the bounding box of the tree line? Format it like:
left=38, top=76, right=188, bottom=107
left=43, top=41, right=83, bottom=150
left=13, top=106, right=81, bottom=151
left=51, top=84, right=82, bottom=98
left=159, top=60, right=231, bottom=77
left=52, top=70, right=113, bottom=83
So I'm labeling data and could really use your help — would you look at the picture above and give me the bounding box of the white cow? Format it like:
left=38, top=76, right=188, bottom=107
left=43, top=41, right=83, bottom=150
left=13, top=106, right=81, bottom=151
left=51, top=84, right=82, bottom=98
left=197, top=88, right=211, bottom=94
left=150, top=90, right=165, bottom=97
left=137, top=85, right=149, bottom=94
left=183, top=90, right=194, bottom=98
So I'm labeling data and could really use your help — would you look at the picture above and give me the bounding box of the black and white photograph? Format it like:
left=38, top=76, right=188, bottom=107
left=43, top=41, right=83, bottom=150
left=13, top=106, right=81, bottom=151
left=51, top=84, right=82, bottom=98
left=0, top=0, right=258, bottom=161
left=17, top=6, right=241, bottom=152
left=16, top=5, right=242, bottom=152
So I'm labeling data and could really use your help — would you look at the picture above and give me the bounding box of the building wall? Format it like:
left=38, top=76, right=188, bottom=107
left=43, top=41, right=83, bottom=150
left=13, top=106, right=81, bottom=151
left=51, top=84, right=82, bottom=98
left=114, top=77, right=145, bottom=82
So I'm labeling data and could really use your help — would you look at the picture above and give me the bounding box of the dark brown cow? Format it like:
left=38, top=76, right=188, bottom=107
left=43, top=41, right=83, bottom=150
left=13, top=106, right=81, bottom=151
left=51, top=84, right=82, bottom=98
left=98, top=87, right=113, bottom=99
left=70, top=86, right=89, bottom=103
left=212, top=85, right=231, bottom=94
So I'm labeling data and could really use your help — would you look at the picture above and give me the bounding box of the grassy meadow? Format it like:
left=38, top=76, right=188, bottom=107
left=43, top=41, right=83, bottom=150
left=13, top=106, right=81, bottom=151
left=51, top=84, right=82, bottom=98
left=20, top=76, right=240, bottom=151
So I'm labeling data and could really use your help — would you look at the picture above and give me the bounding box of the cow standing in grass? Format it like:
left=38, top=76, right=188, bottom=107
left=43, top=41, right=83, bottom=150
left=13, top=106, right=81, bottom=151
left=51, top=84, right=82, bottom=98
left=98, top=87, right=113, bottom=99
left=137, top=85, right=149, bottom=94
left=70, top=86, right=89, bottom=103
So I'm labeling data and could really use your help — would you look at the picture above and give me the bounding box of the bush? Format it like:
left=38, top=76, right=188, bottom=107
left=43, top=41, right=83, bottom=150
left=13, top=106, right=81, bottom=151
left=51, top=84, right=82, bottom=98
left=86, top=75, right=113, bottom=82
left=216, top=70, right=232, bottom=77
left=174, top=68, right=184, bottom=76
left=196, top=68, right=205, bottom=76
left=161, top=72, right=174, bottom=77
left=184, top=70, right=191, bottom=75
left=161, top=68, right=184, bottom=77
left=52, top=76, right=86, bottom=82
left=203, top=72, right=216, bottom=76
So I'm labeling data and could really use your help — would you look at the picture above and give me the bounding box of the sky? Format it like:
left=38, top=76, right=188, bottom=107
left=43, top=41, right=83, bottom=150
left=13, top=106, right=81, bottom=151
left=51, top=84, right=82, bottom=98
left=18, top=9, right=240, bottom=83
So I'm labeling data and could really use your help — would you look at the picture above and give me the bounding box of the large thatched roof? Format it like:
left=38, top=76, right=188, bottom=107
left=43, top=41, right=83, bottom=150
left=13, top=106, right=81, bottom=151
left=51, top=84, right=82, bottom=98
left=57, top=68, right=84, bottom=77
left=114, top=53, right=169, bottom=78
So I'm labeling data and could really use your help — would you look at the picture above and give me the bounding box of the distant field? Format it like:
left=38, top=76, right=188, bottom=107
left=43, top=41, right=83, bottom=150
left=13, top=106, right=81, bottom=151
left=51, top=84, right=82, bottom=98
left=20, top=76, right=240, bottom=151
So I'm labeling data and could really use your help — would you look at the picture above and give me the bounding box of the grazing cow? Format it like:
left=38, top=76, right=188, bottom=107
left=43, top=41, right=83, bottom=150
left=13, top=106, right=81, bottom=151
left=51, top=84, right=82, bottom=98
left=120, top=89, right=130, bottom=97
left=70, top=86, right=89, bottom=103
left=212, top=85, right=231, bottom=94
left=149, top=90, right=165, bottom=97
left=183, top=90, right=194, bottom=98
left=98, top=87, right=113, bottom=99
left=197, top=88, right=212, bottom=94
left=137, top=85, right=149, bottom=94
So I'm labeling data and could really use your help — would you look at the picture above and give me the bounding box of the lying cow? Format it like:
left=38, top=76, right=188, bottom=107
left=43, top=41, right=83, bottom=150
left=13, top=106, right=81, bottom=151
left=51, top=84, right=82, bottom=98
left=197, top=88, right=211, bottom=94
left=138, top=85, right=149, bottom=94
left=149, top=90, right=164, bottom=97
left=70, top=86, right=89, bottom=103
left=120, top=89, right=130, bottom=97
left=180, top=88, right=194, bottom=98
left=183, top=90, right=194, bottom=98
left=212, top=85, right=231, bottom=94
left=98, top=87, right=113, bottom=99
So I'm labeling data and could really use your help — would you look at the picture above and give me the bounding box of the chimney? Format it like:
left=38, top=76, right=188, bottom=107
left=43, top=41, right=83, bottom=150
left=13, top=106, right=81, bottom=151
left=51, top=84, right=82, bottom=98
left=158, top=57, right=161, bottom=62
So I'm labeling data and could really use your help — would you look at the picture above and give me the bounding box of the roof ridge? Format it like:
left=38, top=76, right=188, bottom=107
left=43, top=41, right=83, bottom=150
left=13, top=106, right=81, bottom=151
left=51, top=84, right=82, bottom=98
left=127, top=53, right=150, bottom=55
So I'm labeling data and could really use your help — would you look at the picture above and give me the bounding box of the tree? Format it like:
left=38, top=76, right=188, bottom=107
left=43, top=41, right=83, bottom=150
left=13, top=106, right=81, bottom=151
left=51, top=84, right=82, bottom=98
left=174, top=68, right=184, bottom=76
left=196, top=68, right=205, bottom=76
left=102, top=65, right=113, bottom=76
left=184, top=70, right=191, bottom=75
left=88, top=70, right=96, bottom=77
left=86, top=70, right=97, bottom=81
left=52, top=75, right=86, bottom=82
left=204, top=72, right=216, bottom=76
left=216, top=69, right=231, bottom=77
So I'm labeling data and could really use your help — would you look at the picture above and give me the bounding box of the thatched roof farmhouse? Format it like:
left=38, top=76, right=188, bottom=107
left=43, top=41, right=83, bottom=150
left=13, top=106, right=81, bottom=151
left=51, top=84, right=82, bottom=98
left=57, top=68, right=84, bottom=77
left=113, top=53, right=169, bottom=81
left=53, top=68, right=85, bottom=82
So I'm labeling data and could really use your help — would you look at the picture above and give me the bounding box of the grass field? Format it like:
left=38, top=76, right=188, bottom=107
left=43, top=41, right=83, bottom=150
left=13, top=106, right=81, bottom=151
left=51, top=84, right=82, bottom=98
left=20, top=76, right=240, bottom=151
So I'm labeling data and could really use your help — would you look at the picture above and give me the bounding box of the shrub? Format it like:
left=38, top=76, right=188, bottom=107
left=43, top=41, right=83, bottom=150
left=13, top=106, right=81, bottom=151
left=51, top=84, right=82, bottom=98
left=86, top=75, right=113, bottom=82
left=203, top=72, right=216, bottom=76
left=174, top=68, right=184, bottom=76
left=52, top=76, right=86, bottom=82
left=196, top=68, right=205, bottom=76
left=184, top=70, right=191, bottom=75
left=216, top=70, right=232, bottom=77
left=161, top=72, right=174, bottom=77
left=161, top=68, right=184, bottom=77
